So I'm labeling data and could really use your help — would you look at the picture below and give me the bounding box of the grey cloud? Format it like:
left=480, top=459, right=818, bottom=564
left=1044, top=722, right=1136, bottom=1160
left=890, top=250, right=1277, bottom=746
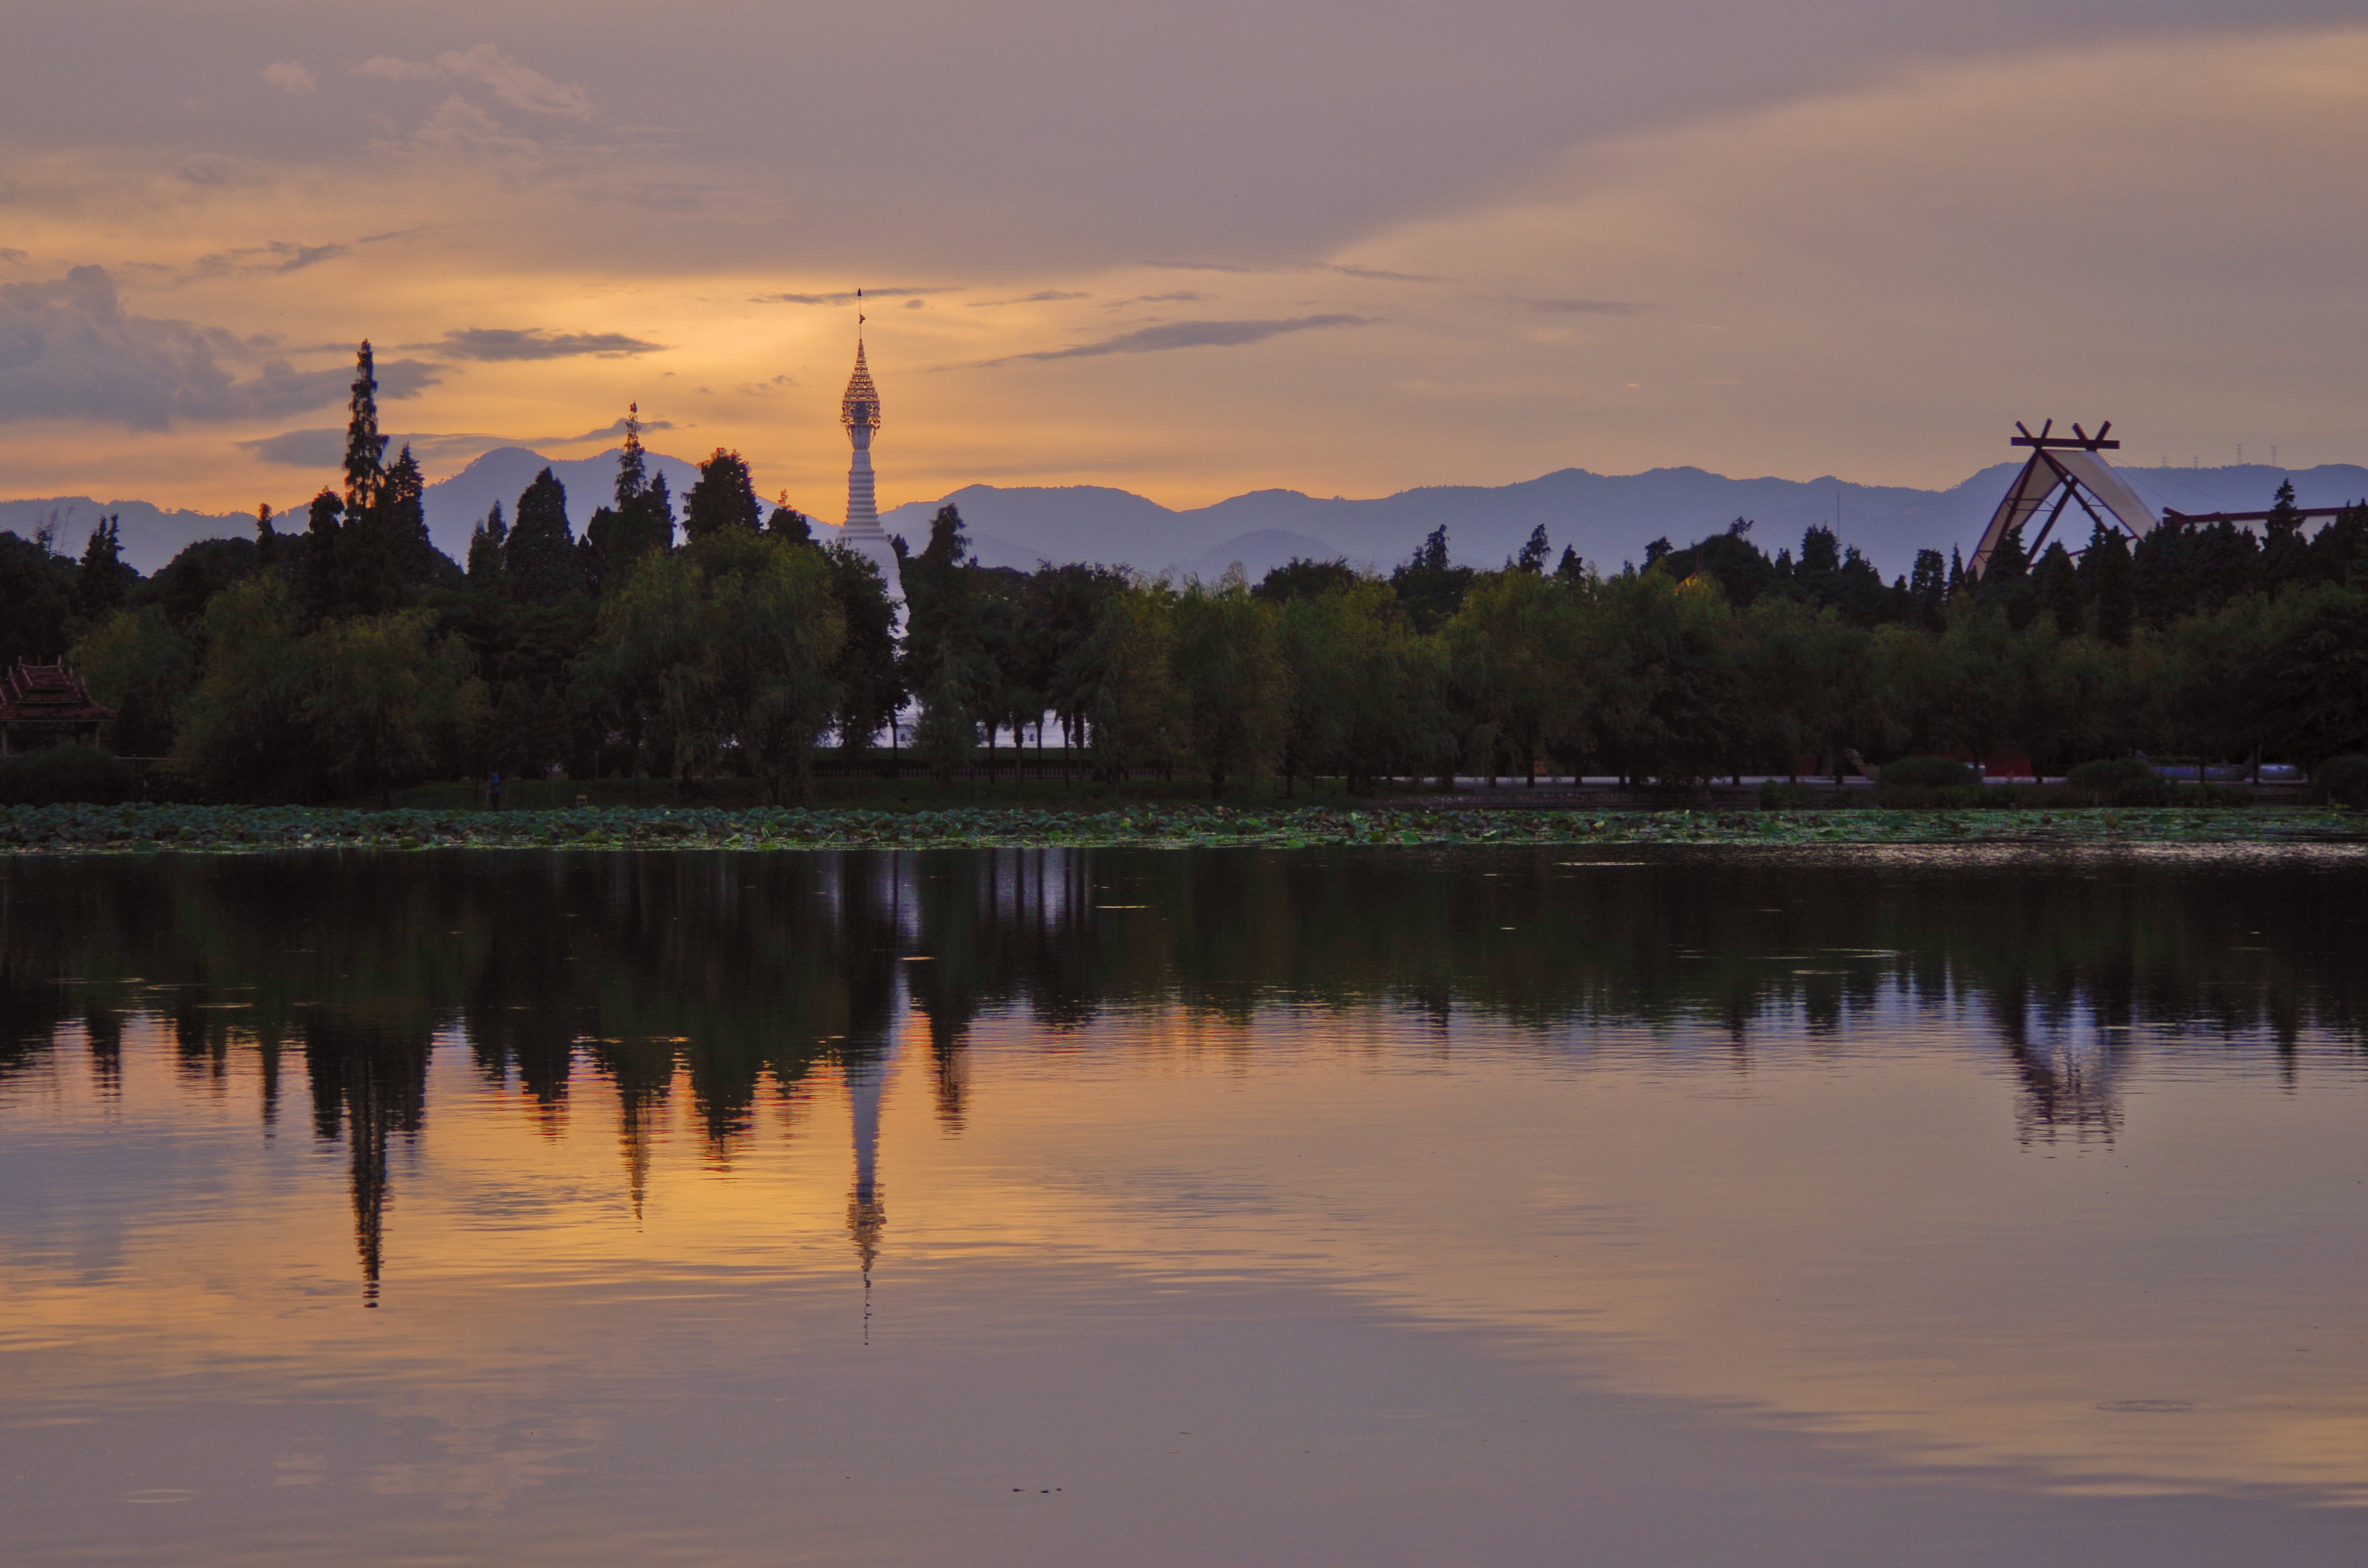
left=968, top=290, right=1092, bottom=307
left=0, top=250, right=25, bottom=265
left=262, top=62, right=316, bottom=95
left=0, top=266, right=438, bottom=431
left=755, top=287, right=965, bottom=305
left=1327, top=264, right=1442, bottom=282
left=1522, top=297, right=1646, bottom=314
left=1145, top=261, right=1440, bottom=282
left=1106, top=290, right=1208, bottom=308
left=239, top=418, right=660, bottom=469
left=438, top=45, right=594, bottom=118
left=423, top=327, right=666, bottom=361
left=544, top=415, right=677, bottom=442
left=354, top=46, right=593, bottom=118
left=186, top=240, right=352, bottom=280
left=978, top=313, right=1370, bottom=366
left=175, top=155, right=272, bottom=188
left=234, top=427, right=343, bottom=466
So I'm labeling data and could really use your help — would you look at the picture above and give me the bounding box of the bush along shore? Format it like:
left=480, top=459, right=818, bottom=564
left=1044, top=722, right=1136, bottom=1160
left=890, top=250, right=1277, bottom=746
left=3, top=802, right=2363, bottom=854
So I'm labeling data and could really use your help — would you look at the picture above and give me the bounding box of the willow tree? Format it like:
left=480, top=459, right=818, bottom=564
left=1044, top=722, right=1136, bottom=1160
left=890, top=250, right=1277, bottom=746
left=588, top=531, right=844, bottom=803
left=1172, top=575, right=1292, bottom=797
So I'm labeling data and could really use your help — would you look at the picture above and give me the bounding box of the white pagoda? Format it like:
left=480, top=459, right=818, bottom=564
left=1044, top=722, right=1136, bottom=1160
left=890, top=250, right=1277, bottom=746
left=835, top=341, right=904, bottom=601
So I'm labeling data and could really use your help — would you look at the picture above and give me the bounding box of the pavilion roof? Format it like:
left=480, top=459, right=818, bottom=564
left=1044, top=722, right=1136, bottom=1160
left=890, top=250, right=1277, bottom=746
left=0, top=661, right=115, bottom=724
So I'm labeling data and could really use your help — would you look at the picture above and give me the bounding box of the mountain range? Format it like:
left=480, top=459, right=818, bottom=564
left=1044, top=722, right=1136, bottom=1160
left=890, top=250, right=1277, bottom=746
left=8, top=449, right=2362, bottom=583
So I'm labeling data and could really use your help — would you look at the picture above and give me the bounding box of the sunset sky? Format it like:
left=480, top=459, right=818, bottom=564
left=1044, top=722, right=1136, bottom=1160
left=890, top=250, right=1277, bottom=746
left=4, top=1, right=2364, bottom=518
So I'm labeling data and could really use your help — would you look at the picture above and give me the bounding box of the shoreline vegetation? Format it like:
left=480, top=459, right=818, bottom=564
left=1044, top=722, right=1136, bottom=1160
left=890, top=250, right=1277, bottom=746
left=8, top=346, right=2366, bottom=815
left=5, top=801, right=2362, bottom=854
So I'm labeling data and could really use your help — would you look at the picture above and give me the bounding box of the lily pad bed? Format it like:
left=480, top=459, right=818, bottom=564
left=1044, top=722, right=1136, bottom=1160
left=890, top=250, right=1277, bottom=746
left=2, top=802, right=2362, bottom=854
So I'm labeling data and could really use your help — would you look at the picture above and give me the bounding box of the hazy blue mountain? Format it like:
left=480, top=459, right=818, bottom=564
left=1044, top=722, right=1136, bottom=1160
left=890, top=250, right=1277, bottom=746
left=0, top=497, right=280, bottom=576
left=886, top=462, right=2368, bottom=581
left=0, top=446, right=706, bottom=573
left=12, top=456, right=2362, bottom=580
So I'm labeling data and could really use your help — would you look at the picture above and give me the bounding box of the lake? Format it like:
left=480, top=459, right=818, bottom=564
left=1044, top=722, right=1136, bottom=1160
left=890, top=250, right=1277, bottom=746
left=2, top=844, right=2365, bottom=1566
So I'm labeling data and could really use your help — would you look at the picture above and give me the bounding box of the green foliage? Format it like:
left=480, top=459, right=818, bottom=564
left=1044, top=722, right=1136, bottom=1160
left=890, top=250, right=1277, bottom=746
left=72, top=607, right=194, bottom=756
left=0, top=528, right=75, bottom=663
left=1390, top=525, right=1476, bottom=633
left=2311, top=755, right=2368, bottom=809
left=2, top=800, right=2352, bottom=858
left=149, top=537, right=257, bottom=628
left=586, top=531, right=844, bottom=803
left=820, top=545, right=902, bottom=752
left=1879, top=755, right=1976, bottom=788
left=1171, top=576, right=1292, bottom=796
left=302, top=610, right=490, bottom=796
left=1757, top=779, right=1817, bottom=809
left=1254, top=556, right=1360, bottom=604
left=2066, top=758, right=2154, bottom=795
left=173, top=573, right=486, bottom=800
left=0, top=745, right=135, bottom=806
left=176, top=573, right=316, bottom=797
left=1080, top=581, right=1186, bottom=781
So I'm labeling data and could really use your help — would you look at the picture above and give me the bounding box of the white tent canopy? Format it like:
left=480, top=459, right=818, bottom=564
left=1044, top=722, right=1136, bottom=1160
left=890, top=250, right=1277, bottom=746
left=1968, top=441, right=2157, bottom=579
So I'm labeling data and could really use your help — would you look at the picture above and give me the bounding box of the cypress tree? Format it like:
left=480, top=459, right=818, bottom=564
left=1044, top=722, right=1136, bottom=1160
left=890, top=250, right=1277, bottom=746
left=342, top=341, right=386, bottom=514
left=502, top=469, right=582, bottom=603
left=1514, top=524, right=1550, bottom=574
left=1908, top=548, right=1948, bottom=630
left=766, top=496, right=814, bottom=544
left=466, top=502, right=508, bottom=588
left=1389, top=524, right=1474, bottom=633
left=298, top=489, right=345, bottom=622
left=2086, top=525, right=2134, bottom=647
left=683, top=448, right=761, bottom=540
left=376, top=444, right=451, bottom=585
left=614, top=404, right=648, bottom=508
left=72, top=515, right=134, bottom=621
left=2036, top=541, right=2083, bottom=637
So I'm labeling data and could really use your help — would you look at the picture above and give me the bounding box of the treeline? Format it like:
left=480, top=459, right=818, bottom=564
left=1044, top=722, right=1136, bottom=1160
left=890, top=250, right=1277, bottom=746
left=6, top=343, right=2368, bottom=801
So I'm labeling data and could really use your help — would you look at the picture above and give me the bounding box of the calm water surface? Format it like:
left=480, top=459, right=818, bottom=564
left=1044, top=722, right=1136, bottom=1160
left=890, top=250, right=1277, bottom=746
left=3, top=844, right=2366, bottom=1566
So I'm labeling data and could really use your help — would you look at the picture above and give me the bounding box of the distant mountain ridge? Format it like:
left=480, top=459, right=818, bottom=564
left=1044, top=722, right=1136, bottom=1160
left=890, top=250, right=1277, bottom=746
left=879, top=463, right=2368, bottom=582
left=8, top=455, right=2361, bottom=580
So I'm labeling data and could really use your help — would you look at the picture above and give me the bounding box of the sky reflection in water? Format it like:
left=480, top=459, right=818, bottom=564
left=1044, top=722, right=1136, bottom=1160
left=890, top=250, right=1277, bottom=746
left=2, top=844, right=2366, bottom=1567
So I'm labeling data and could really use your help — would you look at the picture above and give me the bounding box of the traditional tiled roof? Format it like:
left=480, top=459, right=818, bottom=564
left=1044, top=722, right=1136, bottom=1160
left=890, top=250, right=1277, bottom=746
left=0, top=661, right=114, bottom=725
left=840, top=341, right=882, bottom=430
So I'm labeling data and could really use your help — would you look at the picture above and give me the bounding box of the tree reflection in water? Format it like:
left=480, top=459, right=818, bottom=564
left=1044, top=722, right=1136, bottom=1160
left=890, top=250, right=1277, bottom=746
left=2, top=844, right=2362, bottom=1297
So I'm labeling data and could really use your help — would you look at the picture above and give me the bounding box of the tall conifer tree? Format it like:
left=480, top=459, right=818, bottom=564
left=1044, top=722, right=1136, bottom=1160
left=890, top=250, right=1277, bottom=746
left=466, top=502, right=508, bottom=588
left=72, top=516, right=134, bottom=621
left=683, top=448, right=761, bottom=539
left=342, top=341, right=386, bottom=514
left=503, top=469, right=582, bottom=603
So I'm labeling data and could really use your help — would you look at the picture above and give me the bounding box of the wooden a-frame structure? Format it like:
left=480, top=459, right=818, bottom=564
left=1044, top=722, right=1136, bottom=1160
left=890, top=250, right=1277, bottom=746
left=1967, top=420, right=2158, bottom=580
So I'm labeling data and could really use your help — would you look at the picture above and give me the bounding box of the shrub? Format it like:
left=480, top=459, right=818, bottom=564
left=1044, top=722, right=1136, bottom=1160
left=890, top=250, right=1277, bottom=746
left=0, top=745, right=136, bottom=806
left=1878, top=755, right=1975, bottom=789
left=2313, top=755, right=2368, bottom=809
left=1758, top=779, right=1817, bottom=809
left=1874, top=782, right=2016, bottom=810
left=2066, top=758, right=2154, bottom=794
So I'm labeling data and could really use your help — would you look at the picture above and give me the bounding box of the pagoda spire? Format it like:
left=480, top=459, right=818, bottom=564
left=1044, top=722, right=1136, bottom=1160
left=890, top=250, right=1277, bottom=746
left=832, top=321, right=902, bottom=602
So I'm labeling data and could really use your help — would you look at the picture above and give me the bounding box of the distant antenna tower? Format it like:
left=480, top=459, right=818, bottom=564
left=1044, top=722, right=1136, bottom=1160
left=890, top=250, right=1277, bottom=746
left=2272, top=444, right=2280, bottom=466
left=2236, top=442, right=2244, bottom=464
